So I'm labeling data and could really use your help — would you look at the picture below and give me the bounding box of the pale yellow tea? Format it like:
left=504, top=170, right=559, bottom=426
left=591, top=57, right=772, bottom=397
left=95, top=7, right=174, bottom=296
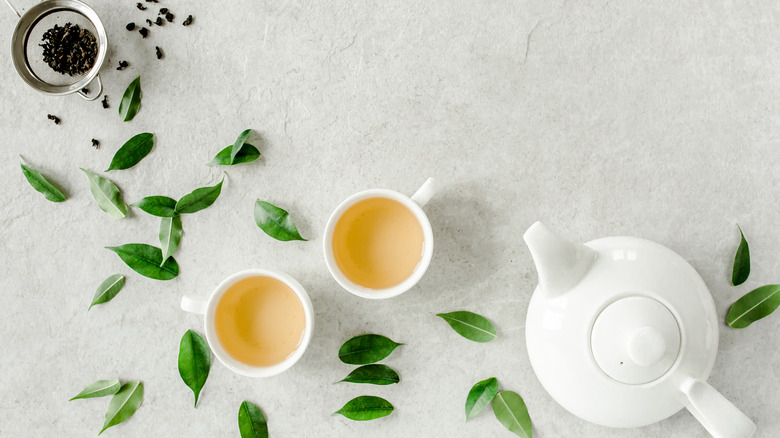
left=215, top=276, right=305, bottom=367
left=333, top=197, right=424, bottom=289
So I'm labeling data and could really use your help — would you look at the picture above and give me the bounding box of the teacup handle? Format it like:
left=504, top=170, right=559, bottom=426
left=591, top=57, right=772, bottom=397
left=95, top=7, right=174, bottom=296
left=181, top=295, right=208, bottom=315
left=410, top=177, right=437, bottom=207
left=679, top=377, right=755, bottom=438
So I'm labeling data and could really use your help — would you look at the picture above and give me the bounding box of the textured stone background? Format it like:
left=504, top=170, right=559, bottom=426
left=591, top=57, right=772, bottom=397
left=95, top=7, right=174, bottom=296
left=1, top=0, right=778, bottom=437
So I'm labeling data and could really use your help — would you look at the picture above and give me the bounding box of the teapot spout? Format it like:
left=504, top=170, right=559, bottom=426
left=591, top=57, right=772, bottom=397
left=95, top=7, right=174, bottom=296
left=523, top=222, right=596, bottom=297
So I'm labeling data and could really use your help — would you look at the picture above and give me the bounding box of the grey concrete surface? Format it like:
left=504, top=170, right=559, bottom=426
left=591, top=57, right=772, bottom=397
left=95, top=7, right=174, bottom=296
left=0, top=0, right=778, bottom=436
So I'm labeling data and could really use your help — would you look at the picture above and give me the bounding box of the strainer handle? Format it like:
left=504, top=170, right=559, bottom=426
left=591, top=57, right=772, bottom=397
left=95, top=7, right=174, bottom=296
left=78, top=74, right=103, bottom=101
left=4, top=0, right=20, bottom=17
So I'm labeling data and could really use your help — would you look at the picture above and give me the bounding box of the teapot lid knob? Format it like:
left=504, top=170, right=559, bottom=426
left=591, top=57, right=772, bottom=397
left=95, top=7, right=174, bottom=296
left=626, top=327, right=667, bottom=366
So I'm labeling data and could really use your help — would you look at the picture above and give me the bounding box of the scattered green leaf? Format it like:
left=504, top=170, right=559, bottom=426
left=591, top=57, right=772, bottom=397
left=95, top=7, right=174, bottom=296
left=89, top=274, right=125, bottom=310
left=492, top=391, right=532, bottom=438
left=732, top=225, right=750, bottom=286
left=238, top=401, right=268, bottom=438
left=175, top=177, right=224, bottom=214
left=80, top=168, right=128, bottom=219
left=230, top=129, right=252, bottom=165
left=19, top=157, right=66, bottom=202
left=338, top=364, right=399, bottom=385
left=119, top=76, right=142, bottom=122
left=106, top=244, right=179, bottom=281
left=159, top=215, right=182, bottom=265
left=69, top=379, right=121, bottom=401
left=132, top=196, right=177, bottom=217
left=338, top=334, right=402, bottom=365
left=207, top=143, right=260, bottom=166
left=254, top=200, right=307, bottom=241
left=106, top=133, right=154, bottom=171
left=100, top=381, right=143, bottom=435
left=334, top=396, right=394, bottom=421
left=465, top=377, right=499, bottom=421
left=178, top=330, right=210, bottom=408
left=436, top=311, right=497, bottom=343
left=727, top=284, right=780, bottom=328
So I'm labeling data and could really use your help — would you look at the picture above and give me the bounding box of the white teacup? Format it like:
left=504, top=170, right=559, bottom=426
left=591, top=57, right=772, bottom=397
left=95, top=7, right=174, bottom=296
left=180, top=269, right=314, bottom=377
left=323, top=177, right=436, bottom=299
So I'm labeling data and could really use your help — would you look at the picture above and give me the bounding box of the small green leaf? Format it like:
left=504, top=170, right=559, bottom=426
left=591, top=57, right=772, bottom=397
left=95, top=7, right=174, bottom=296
left=492, top=391, right=532, bottom=438
left=175, top=177, right=224, bottom=214
left=89, top=274, right=125, bottom=310
left=338, top=334, right=402, bottom=365
left=238, top=401, right=268, bottom=438
left=106, top=244, right=179, bottom=281
left=19, top=157, right=66, bottom=202
left=106, top=133, right=154, bottom=171
left=436, top=311, right=497, bottom=343
left=178, top=330, right=211, bottom=408
left=69, top=379, right=121, bottom=401
left=100, top=381, right=143, bottom=435
left=119, top=76, right=142, bottom=122
left=132, top=196, right=177, bottom=217
left=254, top=200, right=307, bottom=241
left=207, top=143, right=260, bottom=166
left=732, top=225, right=750, bottom=286
left=159, top=215, right=183, bottom=265
left=727, top=284, right=780, bottom=328
left=80, top=168, right=128, bottom=219
left=338, top=364, right=399, bottom=385
left=465, top=377, right=499, bottom=421
left=334, top=396, right=394, bottom=421
left=230, top=129, right=252, bottom=165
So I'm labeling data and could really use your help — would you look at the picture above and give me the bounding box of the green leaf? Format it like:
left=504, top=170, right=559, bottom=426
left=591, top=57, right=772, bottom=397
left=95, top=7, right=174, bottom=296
left=106, top=244, right=179, bottom=281
left=338, top=334, right=402, bottom=365
left=119, top=76, right=142, bottom=122
left=106, top=133, right=154, bottom=171
left=732, top=225, right=750, bottom=286
left=238, top=401, right=268, bottom=438
left=726, top=284, right=780, bottom=328
left=334, top=396, right=394, bottom=421
left=230, top=129, right=252, bottom=165
left=80, top=168, right=128, bottom=219
left=436, top=311, right=497, bottom=343
left=254, top=200, right=307, bottom=241
left=19, top=157, right=66, bottom=202
left=178, top=330, right=210, bottom=408
left=100, top=381, right=144, bottom=435
left=175, top=177, right=224, bottom=214
left=465, top=377, right=498, bottom=420
left=69, top=379, right=121, bottom=401
left=207, top=143, right=261, bottom=166
left=492, top=391, right=532, bottom=438
left=159, top=215, right=183, bottom=265
left=132, top=196, right=177, bottom=217
left=89, top=274, right=125, bottom=310
left=338, top=364, right=399, bottom=385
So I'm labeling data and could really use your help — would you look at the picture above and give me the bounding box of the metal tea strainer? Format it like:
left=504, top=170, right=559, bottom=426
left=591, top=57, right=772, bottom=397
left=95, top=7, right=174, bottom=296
left=6, top=0, right=107, bottom=100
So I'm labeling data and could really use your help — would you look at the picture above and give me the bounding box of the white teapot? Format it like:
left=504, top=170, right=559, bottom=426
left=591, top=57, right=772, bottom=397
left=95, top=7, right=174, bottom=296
left=523, top=222, right=756, bottom=438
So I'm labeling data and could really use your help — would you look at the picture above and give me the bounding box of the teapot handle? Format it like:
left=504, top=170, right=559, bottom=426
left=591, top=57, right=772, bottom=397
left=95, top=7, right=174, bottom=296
left=679, top=377, right=755, bottom=438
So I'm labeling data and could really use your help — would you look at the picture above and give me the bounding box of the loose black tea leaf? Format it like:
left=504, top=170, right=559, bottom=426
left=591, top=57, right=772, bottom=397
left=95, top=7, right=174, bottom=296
left=101, top=95, right=109, bottom=109
left=155, top=46, right=164, bottom=60
left=165, top=12, right=174, bottom=22
left=136, top=3, right=146, bottom=10
left=146, top=0, right=158, bottom=3
left=47, top=114, right=60, bottom=124
left=39, top=23, right=97, bottom=76
left=126, top=23, right=135, bottom=31
left=82, top=87, right=89, bottom=94
left=117, top=60, right=129, bottom=71
left=159, top=7, right=168, bottom=14
left=182, top=15, right=193, bottom=26
left=145, top=19, right=153, bottom=26
left=139, top=27, right=149, bottom=38
left=91, top=139, right=100, bottom=149
left=155, top=17, right=164, bottom=26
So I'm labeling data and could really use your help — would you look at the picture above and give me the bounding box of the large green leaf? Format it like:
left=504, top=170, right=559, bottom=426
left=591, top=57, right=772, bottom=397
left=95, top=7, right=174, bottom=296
left=107, top=133, right=154, bottom=171
left=727, top=284, right=780, bottom=328
left=334, top=396, right=394, bottom=421
left=436, top=311, right=497, bottom=342
left=238, top=401, right=268, bottom=438
left=80, top=168, right=127, bottom=219
left=254, top=200, right=306, bottom=241
left=338, top=334, right=402, bottom=365
left=69, top=379, right=121, bottom=401
left=159, top=215, right=183, bottom=265
left=175, top=177, right=224, bottom=214
left=89, top=274, right=125, bottom=310
left=492, top=391, right=532, bottom=438
left=100, top=381, right=143, bottom=435
left=119, top=76, right=142, bottom=122
left=178, top=330, right=210, bottom=407
left=106, top=244, right=179, bottom=280
left=132, top=196, right=177, bottom=217
left=338, top=364, right=399, bottom=385
left=207, top=143, right=260, bottom=166
left=19, top=157, right=66, bottom=202
left=731, top=225, right=750, bottom=286
left=465, top=377, right=498, bottom=420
